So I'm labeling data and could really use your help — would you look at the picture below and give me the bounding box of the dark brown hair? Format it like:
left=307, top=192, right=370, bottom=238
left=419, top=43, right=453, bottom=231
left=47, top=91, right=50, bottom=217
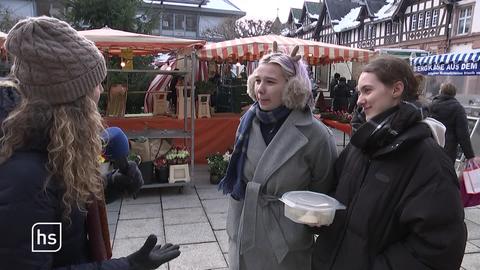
left=361, top=56, right=419, bottom=101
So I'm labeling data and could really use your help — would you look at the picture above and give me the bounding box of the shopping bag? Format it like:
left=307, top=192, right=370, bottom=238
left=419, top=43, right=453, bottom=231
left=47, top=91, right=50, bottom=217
left=459, top=158, right=480, bottom=207
left=463, top=159, right=480, bottom=194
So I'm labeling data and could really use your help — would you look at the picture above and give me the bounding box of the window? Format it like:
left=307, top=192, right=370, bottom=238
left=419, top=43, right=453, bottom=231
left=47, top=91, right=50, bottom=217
left=418, top=12, right=424, bottom=29
left=386, top=22, right=391, bottom=35
left=425, top=10, right=431, bottom=28
left=162, top=14, right=173, bottom=30
left=432, top=9, right=439, bottom=26
left=186, top=15, right=197, bottom=32
left=411, top=14, right=417, bottom=30
left=175, top=14, right=185, bottom=30
left=371, top=25, right=376, bottom=38
left=457, top=6, right=472, bottom=35
left=359, top=28, right=364, bottom=40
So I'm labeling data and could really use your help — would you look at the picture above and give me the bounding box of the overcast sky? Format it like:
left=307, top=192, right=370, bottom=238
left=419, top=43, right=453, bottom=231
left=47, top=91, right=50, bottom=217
left=229, top=0, right=306, bottom=23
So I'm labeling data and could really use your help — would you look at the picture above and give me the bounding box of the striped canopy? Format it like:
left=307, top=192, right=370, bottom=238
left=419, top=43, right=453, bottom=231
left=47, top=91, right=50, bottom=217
left=411, top=50, right=480, bottom=66
left=78, top=27, right=206, bottom=55
left=197, top=34, right=373, bottom=65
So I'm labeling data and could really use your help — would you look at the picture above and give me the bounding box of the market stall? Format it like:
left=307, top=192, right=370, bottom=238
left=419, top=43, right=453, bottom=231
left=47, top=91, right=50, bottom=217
left=78, top=26, right=205, bottom=55
left=79, top=26, right=206, bottom=186
left=197, top=34, right=372, bottom=64
left=411, top=50, right=480, bottom=111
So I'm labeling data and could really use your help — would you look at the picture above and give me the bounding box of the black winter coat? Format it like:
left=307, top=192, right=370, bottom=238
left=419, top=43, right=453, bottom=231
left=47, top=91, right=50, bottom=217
left=313, top=103, right=467, bottom=270
left=429, top=94, right=475, bottom=161
left=0, top=145, right=130, bottom=269
left=332, top=82, right=350, bottom=111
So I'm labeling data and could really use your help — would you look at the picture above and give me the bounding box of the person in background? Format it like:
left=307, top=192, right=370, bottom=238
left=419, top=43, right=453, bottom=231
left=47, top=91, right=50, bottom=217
left=332, top=77, right=350, bottom=111
left=329, top=73, right=340, bottom=97
left=0, top=16, right=180, bottom=269
left=312, top=56, right=466, bottom=270
left=428, top=82, right=475, bottom=163
left=220, top=43, right=337, bottom=270
left=0, top=77, right=21, bottom=125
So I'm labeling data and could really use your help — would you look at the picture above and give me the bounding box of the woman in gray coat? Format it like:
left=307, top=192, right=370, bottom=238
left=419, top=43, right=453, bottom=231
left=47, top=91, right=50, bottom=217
left=219, top=44, right=338, bottom=270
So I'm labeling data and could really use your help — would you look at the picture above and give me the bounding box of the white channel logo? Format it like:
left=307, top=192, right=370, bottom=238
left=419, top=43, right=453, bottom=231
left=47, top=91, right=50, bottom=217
left=31, top=222, right=62, bottom=252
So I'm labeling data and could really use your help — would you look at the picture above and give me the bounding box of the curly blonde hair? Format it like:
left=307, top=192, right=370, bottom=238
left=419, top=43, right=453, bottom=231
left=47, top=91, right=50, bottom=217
left=0, top=94, right=105, bottom=221
left=247, top=52, right=313, bottom=110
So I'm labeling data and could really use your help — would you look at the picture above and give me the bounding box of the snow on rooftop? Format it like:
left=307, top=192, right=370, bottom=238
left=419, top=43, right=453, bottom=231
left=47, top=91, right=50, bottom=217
left=307, top=12, right=320, bottom=20
left=374, top=0, right=398, bottom=20
left=332, top=6, right=362, bottom=32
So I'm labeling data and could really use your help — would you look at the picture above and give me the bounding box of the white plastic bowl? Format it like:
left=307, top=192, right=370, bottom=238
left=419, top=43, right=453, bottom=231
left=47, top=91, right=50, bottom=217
left=280, top=191, right=345, bottom=226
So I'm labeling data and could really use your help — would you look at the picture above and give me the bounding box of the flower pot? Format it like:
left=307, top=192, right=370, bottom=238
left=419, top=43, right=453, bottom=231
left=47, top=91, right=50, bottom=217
left=210, top=174, right=223, bottom=185
left=155, top=166, right=169, bottom=183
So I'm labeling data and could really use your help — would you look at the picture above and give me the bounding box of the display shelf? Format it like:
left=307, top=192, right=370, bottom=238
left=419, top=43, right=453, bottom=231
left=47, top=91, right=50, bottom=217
left=125, top=129, right=191, bottom=139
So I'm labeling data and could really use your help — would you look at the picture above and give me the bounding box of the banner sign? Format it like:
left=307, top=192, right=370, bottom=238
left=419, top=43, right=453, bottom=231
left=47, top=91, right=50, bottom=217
left=413, top=61, right=480, bottom=76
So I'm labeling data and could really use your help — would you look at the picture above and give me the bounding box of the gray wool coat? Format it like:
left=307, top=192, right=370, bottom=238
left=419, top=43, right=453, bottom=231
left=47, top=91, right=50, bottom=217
left=226, top=109, right=338, bottom=270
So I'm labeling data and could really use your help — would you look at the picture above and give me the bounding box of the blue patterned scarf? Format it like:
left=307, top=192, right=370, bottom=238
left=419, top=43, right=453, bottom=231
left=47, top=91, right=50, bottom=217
left=218, top=102, right=291, bottom=200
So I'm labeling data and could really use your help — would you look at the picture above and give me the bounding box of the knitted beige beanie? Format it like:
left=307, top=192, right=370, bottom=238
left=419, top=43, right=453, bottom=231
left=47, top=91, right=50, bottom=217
left=5, top=16, right=106, bottom=104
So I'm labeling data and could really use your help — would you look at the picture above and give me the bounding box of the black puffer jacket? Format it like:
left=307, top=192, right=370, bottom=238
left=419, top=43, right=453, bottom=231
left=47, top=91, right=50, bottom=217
left=313, top=103, right=466, bottom=270
left=429, top=94, right=474, bottom=161
left=332, top=81, right=350, bottom=111
left=0, top=141, right=130, bottom=269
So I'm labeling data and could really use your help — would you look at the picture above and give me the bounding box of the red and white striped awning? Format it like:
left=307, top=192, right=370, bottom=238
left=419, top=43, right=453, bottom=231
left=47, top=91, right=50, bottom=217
left=197, top=35, right=373, bottom=65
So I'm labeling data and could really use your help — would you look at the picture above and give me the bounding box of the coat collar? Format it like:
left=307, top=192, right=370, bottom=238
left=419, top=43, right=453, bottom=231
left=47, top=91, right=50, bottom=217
left=251, top=109, right=312, bottom=184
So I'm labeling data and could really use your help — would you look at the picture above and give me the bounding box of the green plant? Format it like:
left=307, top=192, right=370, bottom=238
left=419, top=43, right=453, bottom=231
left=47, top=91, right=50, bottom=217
left=165, top=146, right=190, bottom=165
left=206, top=151, right=231, bottom=177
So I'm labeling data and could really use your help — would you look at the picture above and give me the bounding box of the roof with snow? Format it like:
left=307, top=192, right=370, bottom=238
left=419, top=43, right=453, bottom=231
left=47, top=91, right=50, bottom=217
left=287, top=8, right=303, bottom=25
left=305, top=1, right=322, bottom=19
left=368, top=0, right=401, bottom=21
left=325, top=0, right=364, bottom=32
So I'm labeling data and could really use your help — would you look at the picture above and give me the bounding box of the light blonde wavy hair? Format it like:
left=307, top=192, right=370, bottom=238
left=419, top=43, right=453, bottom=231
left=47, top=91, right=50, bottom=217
left=247, top=47, right=313, bottom=110
left=0, top=93, right=105, bottom=222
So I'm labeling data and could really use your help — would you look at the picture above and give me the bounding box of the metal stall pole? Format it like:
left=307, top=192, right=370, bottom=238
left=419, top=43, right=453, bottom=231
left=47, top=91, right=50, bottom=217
left=190, top=51, right=196, bottom=179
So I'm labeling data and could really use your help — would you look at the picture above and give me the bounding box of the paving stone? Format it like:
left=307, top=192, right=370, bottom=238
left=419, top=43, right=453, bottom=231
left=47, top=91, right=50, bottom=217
left=206, top=212, right=227, bottom=230
left=112, top=237, right=167, bottom=270
left=116, top=218, right=163, bottom=239
left=465, top=241, right=480, bottom=253
left=470, top=239, right=480, bottom=250
left=223, top=253, right=229, bottom=267
left=107, top=199, right=121, bottom=211
left=161, top=185, right=197, bottom=197
left=202, top=198, right=228, bottom=214
left=465, top=208, right=480, bottom=225
left=461, top=253, right=480, bottom=270
left=465, top=220, right=480, bottom=240
left=163, top=207, right=208, bottom=225
left=168, top=242, right=227, bottom=270
left=162, top=194, right=201, bottom=210
left=109, top=224, right=116, bottom=244
left=123, top=189, right=161, bottom=205
left=197, top=187, right=227, bottom=200
left=165, top=222, right=215, bottom=245
left=214, top=230, right=228, bottom=253
left=107, top=211, right=119, bottom=225
left=119, top=203, right=162, bottom=220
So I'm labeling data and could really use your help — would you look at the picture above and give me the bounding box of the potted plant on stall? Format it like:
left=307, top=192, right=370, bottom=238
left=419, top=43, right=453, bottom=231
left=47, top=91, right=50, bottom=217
left=153, top=155, right=169, bottom=183
left=206, top=150, right=231, bottom=184
left=165, top=146, right=191, bottom=183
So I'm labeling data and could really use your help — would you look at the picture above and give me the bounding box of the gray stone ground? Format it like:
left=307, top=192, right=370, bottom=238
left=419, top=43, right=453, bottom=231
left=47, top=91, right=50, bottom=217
left=107, top=129, right=480, bottom=270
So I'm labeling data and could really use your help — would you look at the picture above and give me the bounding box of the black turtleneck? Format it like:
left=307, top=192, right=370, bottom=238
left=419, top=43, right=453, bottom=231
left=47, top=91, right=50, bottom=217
left=259, top=113, right=289, bottom=146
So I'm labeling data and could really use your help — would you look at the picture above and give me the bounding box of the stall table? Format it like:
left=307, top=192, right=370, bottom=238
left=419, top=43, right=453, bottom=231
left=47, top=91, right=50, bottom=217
left=104, top=113, right=239, bottom=164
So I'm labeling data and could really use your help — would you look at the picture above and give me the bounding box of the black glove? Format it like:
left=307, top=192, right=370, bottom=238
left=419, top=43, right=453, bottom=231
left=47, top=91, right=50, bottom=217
left=127, top=235, right=181, bottom=270
left=110, top=161, right=144, bottom=195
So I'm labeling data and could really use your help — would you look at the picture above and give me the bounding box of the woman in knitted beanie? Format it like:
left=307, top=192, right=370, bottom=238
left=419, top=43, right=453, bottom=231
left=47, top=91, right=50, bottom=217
left=219, top=43, right=338, bottom=270
left=0, top=16, right=179, bottom=270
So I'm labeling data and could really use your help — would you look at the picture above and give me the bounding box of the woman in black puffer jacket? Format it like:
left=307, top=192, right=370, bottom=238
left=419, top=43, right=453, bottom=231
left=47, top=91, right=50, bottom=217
left=312, top=56, right=466, bottom=270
